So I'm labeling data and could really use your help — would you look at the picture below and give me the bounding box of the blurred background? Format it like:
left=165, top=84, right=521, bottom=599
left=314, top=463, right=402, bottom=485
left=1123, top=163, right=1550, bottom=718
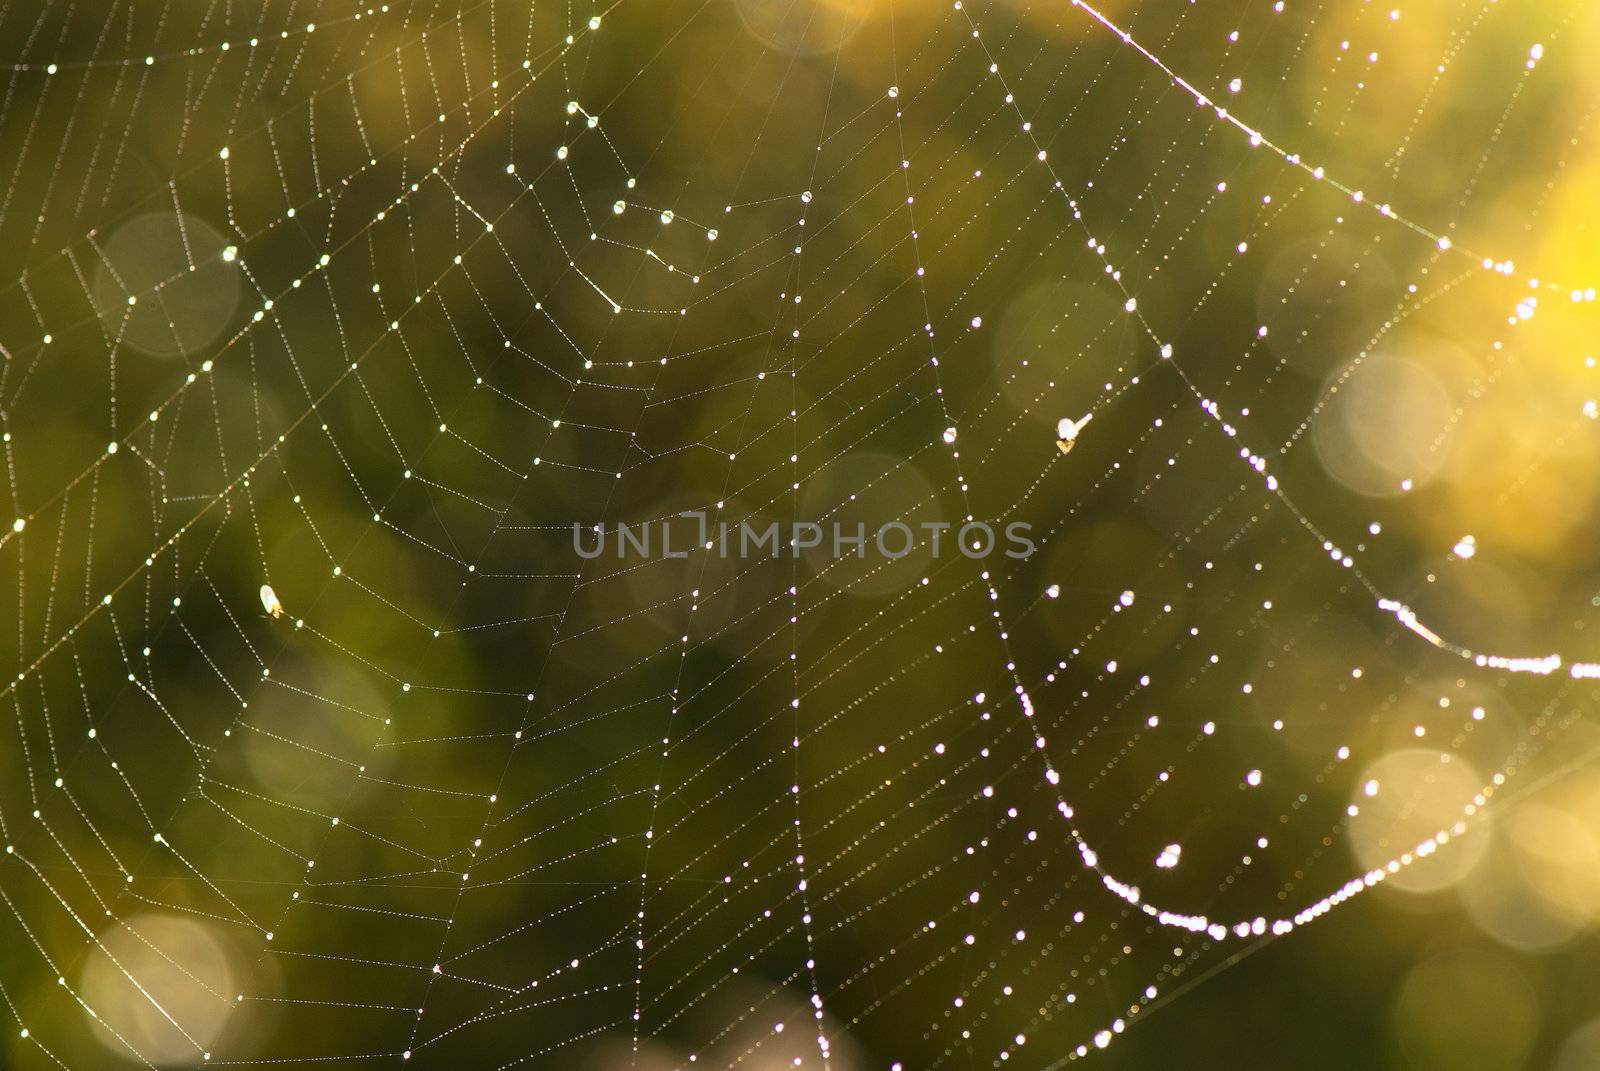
left=1, top=0, right=1599, bottom=1067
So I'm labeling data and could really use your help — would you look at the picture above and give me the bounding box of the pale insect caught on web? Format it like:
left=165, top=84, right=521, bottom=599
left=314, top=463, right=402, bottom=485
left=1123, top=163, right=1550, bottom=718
left=1056, top=412, right=1093, bottom=455
left=259, top=584, right=285, bottom=619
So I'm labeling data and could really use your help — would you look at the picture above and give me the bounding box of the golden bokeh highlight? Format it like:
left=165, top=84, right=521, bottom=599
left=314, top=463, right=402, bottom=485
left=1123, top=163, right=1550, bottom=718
left=79, top=913, right=240, bottom=1066
left=1312, top=353, right=1456, bottom=499
left=90, top=213, right=241, bottom=358
left=1347, top=748, right=1486, bottom=894
left=1390, top=948, right=1539, bottom=1071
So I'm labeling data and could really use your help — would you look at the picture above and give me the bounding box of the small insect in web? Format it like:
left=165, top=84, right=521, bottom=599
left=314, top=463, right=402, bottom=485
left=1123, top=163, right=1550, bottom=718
left=259, top=584, right=285, bottom=620
left=1056, top=413, right=1093, bottom=455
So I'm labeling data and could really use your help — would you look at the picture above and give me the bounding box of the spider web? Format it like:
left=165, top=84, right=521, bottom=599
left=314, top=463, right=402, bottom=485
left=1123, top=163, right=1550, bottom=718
left=1, top=0, right=1597, bottom=1067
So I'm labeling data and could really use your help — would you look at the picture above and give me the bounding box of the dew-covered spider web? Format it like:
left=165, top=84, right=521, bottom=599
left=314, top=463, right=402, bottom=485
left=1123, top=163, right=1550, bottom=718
left=2, top=0, right=1600, bottom=1067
